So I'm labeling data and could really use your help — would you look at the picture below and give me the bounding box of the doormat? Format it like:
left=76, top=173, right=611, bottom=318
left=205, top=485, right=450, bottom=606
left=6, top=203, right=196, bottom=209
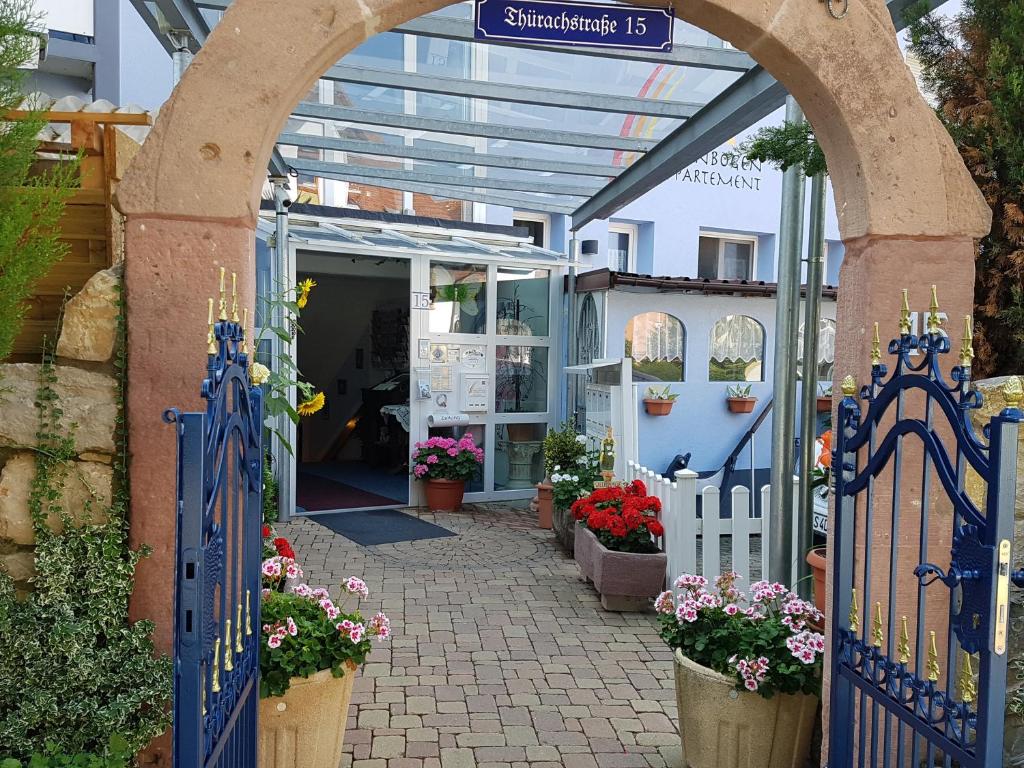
left=297, top=472, right=403, bottom=512
left=310, top=508, right=457, bottom=546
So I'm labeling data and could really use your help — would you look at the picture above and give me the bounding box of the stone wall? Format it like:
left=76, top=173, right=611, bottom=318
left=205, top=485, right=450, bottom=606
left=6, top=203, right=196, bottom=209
left=0, top=265, right=122, bottom=593
left=966, top=377, right=1024, bottom=760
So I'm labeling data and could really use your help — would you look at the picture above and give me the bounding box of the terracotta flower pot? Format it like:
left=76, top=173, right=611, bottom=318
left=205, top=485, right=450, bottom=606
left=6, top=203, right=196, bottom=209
left=806, top=546, right=828, bottom=619
left=727, top=397, right=757, bottom=414
left=423, top=478, right=465, bottom=512
left=574, top=525, right=666, bottom=611
left=816, top=396, right=832, bottom=413
left=259, top=665, right=358, bottom=768
left=643, top=398, right=675, bottom=416
left=536, top=482, right=553, bottom=529
left=674, top=651, right=817, bottom=768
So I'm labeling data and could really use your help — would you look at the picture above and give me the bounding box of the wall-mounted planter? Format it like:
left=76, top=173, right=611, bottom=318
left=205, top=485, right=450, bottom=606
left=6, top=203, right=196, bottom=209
left=726, top=397, right=757, bottom=414
left=816, top=396, right=832, bottom=413
left=643, top=398, right=675, bottom=416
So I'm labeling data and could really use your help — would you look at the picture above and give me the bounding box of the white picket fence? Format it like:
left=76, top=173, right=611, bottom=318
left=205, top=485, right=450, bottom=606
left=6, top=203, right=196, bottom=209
left=624, top=460, right=800, bottom=590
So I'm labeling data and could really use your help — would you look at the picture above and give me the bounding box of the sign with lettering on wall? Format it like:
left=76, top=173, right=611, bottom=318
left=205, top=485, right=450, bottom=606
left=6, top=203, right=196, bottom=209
left=474, top=0, right=674, bottom=52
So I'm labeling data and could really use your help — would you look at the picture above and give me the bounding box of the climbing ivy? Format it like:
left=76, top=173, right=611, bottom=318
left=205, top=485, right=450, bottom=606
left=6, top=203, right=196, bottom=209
left=0, top=294, right=170, bottom=759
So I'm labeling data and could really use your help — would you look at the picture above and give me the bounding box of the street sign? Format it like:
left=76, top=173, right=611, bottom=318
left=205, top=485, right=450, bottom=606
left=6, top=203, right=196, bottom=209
left=474, top=0, right=674, bottom=52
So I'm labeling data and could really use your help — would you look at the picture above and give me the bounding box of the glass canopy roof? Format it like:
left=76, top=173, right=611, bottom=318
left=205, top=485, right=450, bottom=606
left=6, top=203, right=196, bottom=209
left=130, top=0, right=926, bottom=228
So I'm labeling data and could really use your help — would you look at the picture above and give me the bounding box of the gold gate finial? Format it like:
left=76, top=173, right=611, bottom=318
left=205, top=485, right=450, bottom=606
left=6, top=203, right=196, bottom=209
left=230, top=272, right=240, bottom=323
left=207, top=297, right=217, bottom=355
left=849, top=588, right=860, bottom=633
left=870, top=322, right=882, bottom=366
left=241, top=308, right=250, bottom=356
left=959, top=315, right=975, bottom=367
left=224, top=619, right=234, bottom=672
left=927, top=631, right=941, bottom=682
left=841, top=375, right=857, bottom=397
left=897, top=616, right=911, bottom=664
left=245, top=590, right=253, bottom=636
left=926, top=285, right=943, bottom=335
left=871, top=602, right=884, bottom=648
left=218, top=267, right=228, bottom=321
left=1003, top=376, right=1024, bottom=409
left=212, top=638, right=221, bottom=692
left=235, top=604, right=244, bottom=653
left=899, top=289, right=912, bottom=336
left=959, top=651, right=976, bottom=703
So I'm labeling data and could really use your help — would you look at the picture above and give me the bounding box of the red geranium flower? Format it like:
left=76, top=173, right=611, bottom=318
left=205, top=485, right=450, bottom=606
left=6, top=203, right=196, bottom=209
left=647, top=519, right=664, bottom=537
left=628, top=479, right=647, bottom=497
left=262, top=524, right=271, bottom=538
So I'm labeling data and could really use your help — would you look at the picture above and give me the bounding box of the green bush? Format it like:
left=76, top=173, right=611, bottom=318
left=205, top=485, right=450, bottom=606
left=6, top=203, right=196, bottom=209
left=542, top=422, right=588, bottom=477
left=0, top=355, right=170, bottom=758
left=0, top=735, right=130, bottom=768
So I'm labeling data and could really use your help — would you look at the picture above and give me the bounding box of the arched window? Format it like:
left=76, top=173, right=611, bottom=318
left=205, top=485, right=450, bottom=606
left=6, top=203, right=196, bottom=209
left=797, top=318, right=837, bottom=382
left=577, top=294, right=601, bottom=366
left=709, top=315, right=764, bottom=382
left=625, top=312, right=685, bottom=381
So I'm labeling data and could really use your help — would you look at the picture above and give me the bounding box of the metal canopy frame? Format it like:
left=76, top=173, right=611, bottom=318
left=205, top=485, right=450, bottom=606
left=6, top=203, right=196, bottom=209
left=132, top=0, right=922, bottom=221
left=571, top=0, right=944, bottom=228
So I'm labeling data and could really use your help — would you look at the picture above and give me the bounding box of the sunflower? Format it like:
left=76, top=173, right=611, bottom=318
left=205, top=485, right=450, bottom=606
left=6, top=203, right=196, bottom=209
left=296, top=278, right=317, bottom=309
left=297, top=391, right=325, bottom=417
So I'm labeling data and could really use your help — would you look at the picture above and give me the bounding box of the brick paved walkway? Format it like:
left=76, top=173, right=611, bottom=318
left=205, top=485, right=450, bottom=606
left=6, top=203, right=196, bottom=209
left=278, top=504, right=681, bottom=768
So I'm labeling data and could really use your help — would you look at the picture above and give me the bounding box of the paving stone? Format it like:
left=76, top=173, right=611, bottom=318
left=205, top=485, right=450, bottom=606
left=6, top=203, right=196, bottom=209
left=277, top=506, right=679, bottom=764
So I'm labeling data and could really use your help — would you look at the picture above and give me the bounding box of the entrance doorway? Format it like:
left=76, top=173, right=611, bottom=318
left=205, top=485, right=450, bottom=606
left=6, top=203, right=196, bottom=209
left=295, top=254, right=411, bottom=512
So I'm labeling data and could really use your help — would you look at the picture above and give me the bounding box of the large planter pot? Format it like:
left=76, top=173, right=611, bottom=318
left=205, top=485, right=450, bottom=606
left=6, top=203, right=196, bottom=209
left=806, top=546, right=828, bottom=619
left=423, top=478, right=465, bottom=512
left=552, top=505, right=575, bottom=555
left=574, top=525, right=666, bottom=611
left=674, top=651, right=817, bottom=768
left=643, top=398, right=675, bottom=416
left=727, top=396, right=757, bottom=414
left=259, top=665, right=358, bottom=768
left=536, top=482, right=553, bottom=529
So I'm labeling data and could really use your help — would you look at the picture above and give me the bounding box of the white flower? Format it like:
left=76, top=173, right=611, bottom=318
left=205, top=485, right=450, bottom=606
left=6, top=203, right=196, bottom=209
left=575, top=434, right=587, bottom=444
left=249, top=362, right=271, bottom=386
left=551, top=473, right=562, bottom=483
left=571, top=475, right=579, bottom=482
left=553, top=465, right=561, bottom=471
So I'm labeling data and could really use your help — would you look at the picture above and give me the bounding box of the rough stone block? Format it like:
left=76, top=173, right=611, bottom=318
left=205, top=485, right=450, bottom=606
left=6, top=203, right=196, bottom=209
left=56, top=264, right=122, bottom=362
left=0, top=363, right=118, bottom=454
left=0, top=453, right=113, bottom=544
left=0, top=551, right=35, bottom=583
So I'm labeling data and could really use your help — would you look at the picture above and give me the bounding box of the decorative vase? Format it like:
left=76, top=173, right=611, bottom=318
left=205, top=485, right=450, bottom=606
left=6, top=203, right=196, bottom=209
left=673, top=651, right=817, bottom=768
left=423, top=478, right=466, bottom=512
left=259, top=665, right=358, bottom=768
left=643, top=398, right=675, bottom=416
left=536, top=481, right=553, bottom=529
left=727, top=396, right=757, bottom=414
left=573, top=525, right=666, bottom=611
left=806, top=546, right=828, bottom=619
left=816, top=396, right=832, bottom=413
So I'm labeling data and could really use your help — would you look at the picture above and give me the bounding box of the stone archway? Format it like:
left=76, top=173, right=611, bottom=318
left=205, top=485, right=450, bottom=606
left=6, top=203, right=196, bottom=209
left=115, top=0, right=990, bottom=730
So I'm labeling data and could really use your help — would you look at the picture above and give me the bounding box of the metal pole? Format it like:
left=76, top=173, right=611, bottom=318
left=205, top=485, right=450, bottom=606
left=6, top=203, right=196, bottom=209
left=796, top=171, right=827, bottom=600
left=566, top=235, right=579, bottom=429
left=768, top=96, right=807, bottom=586
left=168, top=31, right=193, bottom=84
left=271, top=177, right=292, bottom=522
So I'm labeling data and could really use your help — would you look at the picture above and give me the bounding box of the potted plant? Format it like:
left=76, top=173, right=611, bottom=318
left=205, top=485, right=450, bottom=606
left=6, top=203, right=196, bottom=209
left=538, top=424, right=589, bottom=529
left=643, top=385, right=678, bottom=416
left=806, top=429, right=832, bottom=617
left=550, top=455, right=601, bottom=553
left=726, top=384, right=757, bottom=413
left=656, top=573, right=823, bottom=768
left=571, top=480, right=666, bottom=610
left=816, top=383, right=833, bottom=413
left=411, top=434, right=484, bottom=512
left=259, top=575, right=391, bottom=768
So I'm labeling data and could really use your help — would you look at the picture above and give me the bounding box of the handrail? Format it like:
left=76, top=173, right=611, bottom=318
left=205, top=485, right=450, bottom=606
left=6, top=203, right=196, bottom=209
left=718, top=396, right=773, bottom=493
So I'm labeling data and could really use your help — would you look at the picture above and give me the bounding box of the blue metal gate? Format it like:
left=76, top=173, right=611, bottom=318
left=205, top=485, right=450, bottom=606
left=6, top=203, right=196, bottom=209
left=166, top=277, right=263, bottom=767
left=828, top=291, right=1021, bottom=767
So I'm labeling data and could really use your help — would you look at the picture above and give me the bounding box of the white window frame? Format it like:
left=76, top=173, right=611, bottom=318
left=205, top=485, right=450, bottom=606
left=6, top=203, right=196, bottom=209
left=608, top=221, right=639, bottom=273
left=701, top=230, right=758, bottom=281
left=512, top=211, right=551, bottom=250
